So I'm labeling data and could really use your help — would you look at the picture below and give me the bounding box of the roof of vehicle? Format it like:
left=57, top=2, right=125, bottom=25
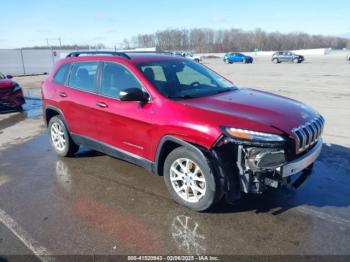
left=64, top=51, right=183, bottom=64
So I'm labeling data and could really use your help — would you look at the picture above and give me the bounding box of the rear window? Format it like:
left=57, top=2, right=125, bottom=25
left=53, top=63, right=69, bottom=84
left=68, top=62, right=99, bottom=92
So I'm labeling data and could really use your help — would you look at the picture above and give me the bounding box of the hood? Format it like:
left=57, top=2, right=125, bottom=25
left=0, top=79, right=16, bottom=88
left=180, top=88, right=319, bottom=136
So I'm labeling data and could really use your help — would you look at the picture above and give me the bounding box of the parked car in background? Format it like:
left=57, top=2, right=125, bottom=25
left=42, top=51, right=324, bottom=211
left=272, top=51, right=304, bottom=63
left=346, top=54, right=350, bottom=61
left=223, top=53, right=254, bottom=64
left=187, top=52, right=202, bottom=63
left=0, top=72, right=25, bottom=110
left=173, top=51, right=202, bottom=63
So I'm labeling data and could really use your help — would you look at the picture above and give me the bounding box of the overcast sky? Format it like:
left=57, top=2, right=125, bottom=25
left=1, top=0, right=349, bottom=48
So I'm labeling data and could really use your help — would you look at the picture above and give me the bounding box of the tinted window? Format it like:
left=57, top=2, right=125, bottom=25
left=137, top=60, right=236, bottom=99
left=68, top=62, right=98, bottom=92
left=53, top=63, right=69, bottom=84
left=100, top=62, right=142, bottom=99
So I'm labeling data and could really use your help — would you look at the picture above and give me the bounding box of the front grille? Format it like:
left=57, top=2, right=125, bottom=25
left=292, top=115, right=325, bottom=153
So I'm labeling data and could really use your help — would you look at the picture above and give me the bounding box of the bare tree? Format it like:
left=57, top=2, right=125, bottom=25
left=130, top=28, right=349, bottom=52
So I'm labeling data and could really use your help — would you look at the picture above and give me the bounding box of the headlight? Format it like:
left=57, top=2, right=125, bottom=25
left=12, top=84, right=21, bottom=92
left=222, top=127, right=284, bottom=142
left=246, top=147, right=286, bottom=170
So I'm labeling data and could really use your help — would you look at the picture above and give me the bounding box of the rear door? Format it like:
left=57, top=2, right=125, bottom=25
left=58, top=61, right=101, bottom=139
left=94, top=61, right=154, bottom=160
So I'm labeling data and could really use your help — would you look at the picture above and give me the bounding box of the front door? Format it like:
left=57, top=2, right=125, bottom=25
left=93, top=62, right=154, bottom=160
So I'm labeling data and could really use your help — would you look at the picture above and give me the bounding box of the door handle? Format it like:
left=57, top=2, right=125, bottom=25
left=96, top=101, right=108, bottom=108
left=59, top=92, right=67, bottom=97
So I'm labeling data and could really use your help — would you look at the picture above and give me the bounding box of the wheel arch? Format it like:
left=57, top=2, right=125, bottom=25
left=154, top=135, right=209, bottom=176
left=44, top=106, right=69, bottom=130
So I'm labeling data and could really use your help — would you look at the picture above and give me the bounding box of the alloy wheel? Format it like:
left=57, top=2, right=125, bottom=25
left=170, top=158, right=207, bottom=203
left=50, top=122, right=66, bottom=151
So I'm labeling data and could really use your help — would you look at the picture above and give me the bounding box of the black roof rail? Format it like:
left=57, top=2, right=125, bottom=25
left=66, top=51, right=130, bottom=59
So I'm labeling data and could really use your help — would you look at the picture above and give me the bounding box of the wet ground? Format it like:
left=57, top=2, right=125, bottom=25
left=0, top=133, right=350, bottom=257
left=1, top=56, right=350, bottom=260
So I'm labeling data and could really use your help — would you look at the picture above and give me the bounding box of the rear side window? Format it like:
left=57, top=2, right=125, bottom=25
left=68, top=62, right=99, bottom=92
left=53, top=63, right=69, bottom=84
left=100, top=62, right=142, bottom=99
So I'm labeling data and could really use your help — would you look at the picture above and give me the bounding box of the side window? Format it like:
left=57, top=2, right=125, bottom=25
left=100, top=62, right=142, bottom=99
left=53, top=63, right=69, bottom=85
left=68, top=62, right=98, bottom=92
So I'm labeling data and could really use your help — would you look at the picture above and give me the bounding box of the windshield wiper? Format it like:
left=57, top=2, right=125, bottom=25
left=170, top=94, right=198, bottom=99
left=208, top=88, right=235, bottom=96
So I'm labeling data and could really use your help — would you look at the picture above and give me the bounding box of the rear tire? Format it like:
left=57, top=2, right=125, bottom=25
left=293, top=58, right=299, bottom=63
left=163, top=146, right=218, bottom=211
left=48, top=116, right=79, bottom=157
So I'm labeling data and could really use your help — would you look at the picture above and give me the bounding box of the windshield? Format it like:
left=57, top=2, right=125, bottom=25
left=137, top=59, right=236, bottom=99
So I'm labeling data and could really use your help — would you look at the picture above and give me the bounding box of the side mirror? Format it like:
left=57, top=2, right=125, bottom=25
left=6, top=75, right=13, bottom=79
left=119, top=88, right=149, bottom=102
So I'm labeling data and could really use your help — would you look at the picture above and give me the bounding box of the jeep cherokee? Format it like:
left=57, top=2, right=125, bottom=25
left=42, top=51, right=324, bottom=211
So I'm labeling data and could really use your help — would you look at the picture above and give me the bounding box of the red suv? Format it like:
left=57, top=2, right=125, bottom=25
left=42, top=51, right=324, bottom=211
left=0, top=72, right=25, bottom=110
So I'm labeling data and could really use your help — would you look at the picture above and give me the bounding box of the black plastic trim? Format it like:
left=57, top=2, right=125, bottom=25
left=154, top=135, right=207, bottom=175
left=66, top=51, right=131, bottom=59
left=71, top=134, right=154, bottom=172
left=44, top=105, right=68, bottom=127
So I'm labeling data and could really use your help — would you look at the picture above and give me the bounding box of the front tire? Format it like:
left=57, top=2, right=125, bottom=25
left=293, top=58, right=299, bottom=63
left=163, top=147, right=217, bottom=211
left=272, top=58, right=279, bottom=64
left=48, top=116, right=79, bottom=157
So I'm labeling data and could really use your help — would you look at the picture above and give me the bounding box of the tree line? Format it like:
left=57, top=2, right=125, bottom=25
left=23, top=44, right=107, bottom=50
left=123, top=28, right=350, bottom=52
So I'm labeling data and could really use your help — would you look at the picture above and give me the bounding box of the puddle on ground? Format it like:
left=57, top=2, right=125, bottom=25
left=22, top=97, right=42, bottom=118
left=0, top=97, right=42, bottom=129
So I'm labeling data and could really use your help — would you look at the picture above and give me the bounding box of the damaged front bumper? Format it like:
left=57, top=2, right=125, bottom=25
left=237, top=138, right=322, bottom=194
left=210, top=135, right=323, bottom=202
